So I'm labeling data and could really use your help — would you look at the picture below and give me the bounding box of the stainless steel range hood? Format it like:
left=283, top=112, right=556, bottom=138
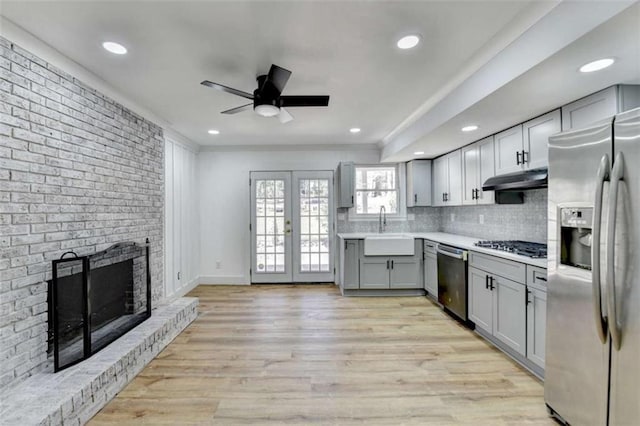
left=482, top=168, right=547, bottom=191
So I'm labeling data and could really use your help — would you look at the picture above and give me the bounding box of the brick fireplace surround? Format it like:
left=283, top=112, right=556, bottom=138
left=0, top=36, right=197, bottom=424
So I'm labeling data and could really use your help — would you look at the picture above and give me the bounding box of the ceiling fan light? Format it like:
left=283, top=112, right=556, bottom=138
left=255, top=104, right=280, bottom=117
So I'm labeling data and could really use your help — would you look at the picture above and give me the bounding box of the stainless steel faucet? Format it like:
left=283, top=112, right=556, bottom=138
left=379, top=205, right=386, bottom=233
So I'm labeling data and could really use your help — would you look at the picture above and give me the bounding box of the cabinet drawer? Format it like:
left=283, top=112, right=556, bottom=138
left=527, top=265, right=547, bottom=290
left=469, top=251, right=526, bottom=284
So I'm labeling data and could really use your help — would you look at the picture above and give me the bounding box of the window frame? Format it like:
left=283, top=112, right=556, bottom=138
left=348, top=163, right=406, bottom=220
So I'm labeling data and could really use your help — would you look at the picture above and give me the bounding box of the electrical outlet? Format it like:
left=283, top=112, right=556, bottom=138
left=450, top=213, right=455, bottom=222
left=479, top=214, right=484, bottom=224
left=216, top=260, right=221, bottom=269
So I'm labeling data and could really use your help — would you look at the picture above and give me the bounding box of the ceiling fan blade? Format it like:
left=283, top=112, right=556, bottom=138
left=280, top=95, right=330, bottom=107
left=264, top=64, right=292, bottom=94
left=278, top=107, right=294, bottom=124
left=201, top=80, right=254, bottom=100
left=221, top=103, right=253, bottom=114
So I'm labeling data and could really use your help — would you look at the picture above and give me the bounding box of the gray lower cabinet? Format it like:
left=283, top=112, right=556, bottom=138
left=468, top=266, right=493, bottom=332
left=360, top=257, right=390, bottom=289
left=424, top=255, right=438, bottom=297
left=342, top=239, right=360, bottom=289
left=389, top=257, right=422, bottom=289
left=526, top=285, right=547, bottom=369
left=493, top=275, right=527, bottom=356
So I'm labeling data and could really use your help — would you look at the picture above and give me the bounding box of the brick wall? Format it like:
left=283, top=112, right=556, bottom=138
left=0, top=37, right=164, bottom=390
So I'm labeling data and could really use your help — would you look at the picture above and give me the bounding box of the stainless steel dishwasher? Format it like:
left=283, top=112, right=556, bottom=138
left=437, top=244, right=468, bottom=321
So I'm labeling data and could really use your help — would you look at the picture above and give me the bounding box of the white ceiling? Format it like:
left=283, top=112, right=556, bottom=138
left=0, top=0, right=537, bottom=147
left=384, top=1, right=640, bottom=162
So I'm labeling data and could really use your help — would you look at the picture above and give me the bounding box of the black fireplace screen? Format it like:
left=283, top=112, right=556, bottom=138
left=51, top=241, right=151, bottom=371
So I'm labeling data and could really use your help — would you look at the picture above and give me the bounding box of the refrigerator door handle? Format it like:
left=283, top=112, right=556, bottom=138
left=592, top=154, right=610, bottom=344
left=606, top=152, right=624, bottom=351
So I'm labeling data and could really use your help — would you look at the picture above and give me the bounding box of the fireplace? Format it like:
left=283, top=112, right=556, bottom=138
left=50, top=241, right=151, bottom=371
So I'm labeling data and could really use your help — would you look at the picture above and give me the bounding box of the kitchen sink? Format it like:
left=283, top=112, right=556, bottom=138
left=364, top=234, right=415, bottom=256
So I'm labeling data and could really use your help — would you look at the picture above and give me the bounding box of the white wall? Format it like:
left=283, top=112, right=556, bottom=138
left=197, top=146, right=380, bottom=284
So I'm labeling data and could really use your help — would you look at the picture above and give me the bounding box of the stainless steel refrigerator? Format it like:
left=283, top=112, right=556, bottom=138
left=546, top=107, right=640, bottom=425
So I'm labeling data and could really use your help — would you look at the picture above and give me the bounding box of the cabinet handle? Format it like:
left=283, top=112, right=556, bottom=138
left=386, top=260, right=389, bottom=269
left=485, top=275, right=489, bottom=289
left=522, top=150, right=528, bottom=164
left=351, top=195, right=354, bottom=204
left=442, top=193, right=445, bottom=202
left=414, top=194, right=418, bottom=203
left=526, top=288, right=532, bottom=305
left=391, top=260, right=394, bottom=269
left=516, top=151, right=522, bottom=165
left=444, top=193, right=449, bottom=202
left=489, top=277, right=495, bottom=291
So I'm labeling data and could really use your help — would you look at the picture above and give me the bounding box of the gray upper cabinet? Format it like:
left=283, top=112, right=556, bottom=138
left=406, top=160, right=432, bottom=207
left=494, top=109, right=561, bottom=176
left=432, top=150, right=462, bottom=206
left=462, top=136, right=495, bottom=205
left=494, top=124, right=524, bottom=176
left=432, top=156, right=448, bottom=207
left=523, top=109, right=561, bottom=170
left=336, top=162, right=354, bottom=208
left=562, top=85, right=640, bottom=131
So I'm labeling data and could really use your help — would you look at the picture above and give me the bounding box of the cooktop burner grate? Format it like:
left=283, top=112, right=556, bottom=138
left=474, top=240, right=547, bottom=259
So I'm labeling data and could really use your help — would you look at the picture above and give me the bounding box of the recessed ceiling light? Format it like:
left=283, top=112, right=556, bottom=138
left=414, top=151, right=425, bottom=155
left=397, top=35, right=420, bottom=50
left=579, top=58, right=615, bottom=73
left=350, top=128, right=361, bottom=134
left=207, top=129, right=220, bottom=135
left=461, top=125, right=479, bottom=132
left=102, top=41, right=127, bottom=55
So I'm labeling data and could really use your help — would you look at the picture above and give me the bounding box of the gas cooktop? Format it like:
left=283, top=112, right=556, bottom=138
left=474, top=240, right=547, bottom=259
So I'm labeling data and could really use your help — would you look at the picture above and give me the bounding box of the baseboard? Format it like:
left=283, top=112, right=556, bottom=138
left=198, top=275, right=250, bottom=285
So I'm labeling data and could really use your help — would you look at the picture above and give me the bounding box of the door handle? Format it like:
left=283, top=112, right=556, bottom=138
left=606, top=152, right=624, bottom=351
left=592, top=154, right=609, bottom=344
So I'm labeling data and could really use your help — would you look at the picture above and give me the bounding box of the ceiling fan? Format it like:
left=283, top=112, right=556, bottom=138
left=201, top=64, right=330, bottom=123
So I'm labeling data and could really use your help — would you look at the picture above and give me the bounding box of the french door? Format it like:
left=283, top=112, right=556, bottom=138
left=250, top=171, right=334, bottom=283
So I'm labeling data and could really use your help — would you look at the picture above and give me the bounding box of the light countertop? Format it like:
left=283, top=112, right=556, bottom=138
left=337, top=232, right=547, bottom=269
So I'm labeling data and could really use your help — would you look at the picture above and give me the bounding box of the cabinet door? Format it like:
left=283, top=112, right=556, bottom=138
left=406, top=160, right=432, bottom=207
left=523, top=109, right=561, bottom=170
left=336, top=162, right=354, bottom=208
left=561, top=86, right=617, bottom=131
left=493, top=275, right=527, bottom=356
left=343, top=240, right=360, bottom=289
left=389, top=257, right=421, bottom=289
left=432, top=156, right=448, bottom=206
left=461, top=145, right=479, bottom=205
left=446, top=150, right=462, bottom=205
left=477, top=136, right=495, bottom=205
left=359, top=257, right=389, bottom=289
left=424, top=254, right=438, bottom=297
left=526, top=287, right=547, bottom=369
left=494, top=124, right=524, bottom=176
left=468, top=267, right=493, bottom=332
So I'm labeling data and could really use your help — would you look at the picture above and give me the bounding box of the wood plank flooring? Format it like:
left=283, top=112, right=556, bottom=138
left=90, top=285, right=554, bottom=425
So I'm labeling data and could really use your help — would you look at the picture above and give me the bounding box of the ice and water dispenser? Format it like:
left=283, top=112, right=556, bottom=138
left=560, top=208, right=593, bottom=270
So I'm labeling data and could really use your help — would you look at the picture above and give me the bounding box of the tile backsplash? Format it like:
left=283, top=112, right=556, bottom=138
left=337, top=189, right=547, bottom=244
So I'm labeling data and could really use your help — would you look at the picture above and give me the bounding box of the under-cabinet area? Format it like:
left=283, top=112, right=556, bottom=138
left=337, top=233, right=547, bottom=377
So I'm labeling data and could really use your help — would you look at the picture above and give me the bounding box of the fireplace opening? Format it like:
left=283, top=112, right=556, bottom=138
left=49, top=241, right=151, bottom=371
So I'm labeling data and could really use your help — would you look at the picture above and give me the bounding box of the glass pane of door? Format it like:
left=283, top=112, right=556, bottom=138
left=251, top=172, right=292, bottom=283
left=293, top=171, right=334, bottom=282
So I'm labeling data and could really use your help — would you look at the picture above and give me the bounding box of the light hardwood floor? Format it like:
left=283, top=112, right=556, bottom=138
left=90, top=285, right=555, bottom=425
